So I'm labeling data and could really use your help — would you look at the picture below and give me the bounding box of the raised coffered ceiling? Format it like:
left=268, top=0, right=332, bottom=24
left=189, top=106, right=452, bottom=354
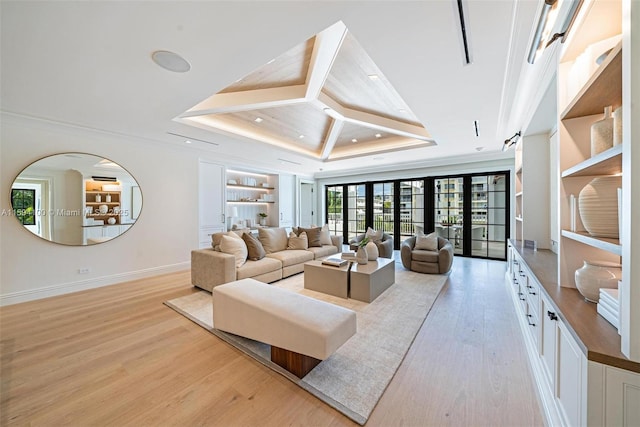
left=177, top=21, right=434, bottom=161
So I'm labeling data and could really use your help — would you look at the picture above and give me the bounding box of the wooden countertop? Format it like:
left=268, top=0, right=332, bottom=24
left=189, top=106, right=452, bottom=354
left=510, top=239, right=639, bottom=374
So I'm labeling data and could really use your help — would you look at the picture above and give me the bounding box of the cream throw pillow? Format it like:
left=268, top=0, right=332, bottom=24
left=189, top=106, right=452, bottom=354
left=212, top=230, right=243, bottom=251
left=220, top=234, right=248, bottom=268
left=365, top=227, right=383, bottom=242
left=415, top=231, right=438, bottom=251
left=414, top=224, right=424, bottom=235
left=287, top=231, right=308, bottom=250
left=320, top=224, right=332, bottom=245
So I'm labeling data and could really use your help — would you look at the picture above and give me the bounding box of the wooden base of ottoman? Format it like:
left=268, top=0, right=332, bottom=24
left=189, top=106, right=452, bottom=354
left=271, top=346, right=321, bottom=378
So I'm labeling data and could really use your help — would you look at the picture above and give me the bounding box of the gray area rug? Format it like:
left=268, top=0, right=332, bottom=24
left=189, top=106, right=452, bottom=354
left=165, top=262, right=448, bottom=425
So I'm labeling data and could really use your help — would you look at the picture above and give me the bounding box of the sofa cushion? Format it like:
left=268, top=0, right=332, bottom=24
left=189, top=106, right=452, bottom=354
left=258, top=227, right=288, bottom=253
left=242, top=232, right=266, bottom=260
left=411, top=249, right=440, bottom=263
left=300, top=227, right=322, bottom=247
left=236, top=256, right=282, bottom=280
left=306, top=244, right=338, bottom=259
left=266, top=249, right=314, bottom=267
left=220, top=234, right=248, bottom=268
left=287, top=231, right=308, bottom=250
left=415, top=231, right=438, bottom=251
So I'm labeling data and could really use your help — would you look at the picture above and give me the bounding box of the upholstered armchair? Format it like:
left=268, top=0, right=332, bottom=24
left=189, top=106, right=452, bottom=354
left=349, top=233, right=394, bottom=259
left=400, top=236, right=453, bottom=274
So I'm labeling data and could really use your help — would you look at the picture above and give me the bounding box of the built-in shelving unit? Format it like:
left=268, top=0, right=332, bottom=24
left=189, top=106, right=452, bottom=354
left=84, top=181, right=121, bottom=225
left=226, top=169, right=275, bottom=228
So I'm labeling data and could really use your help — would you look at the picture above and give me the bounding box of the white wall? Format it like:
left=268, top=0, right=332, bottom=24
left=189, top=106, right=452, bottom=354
left=0, top=114, right=204, bottom=305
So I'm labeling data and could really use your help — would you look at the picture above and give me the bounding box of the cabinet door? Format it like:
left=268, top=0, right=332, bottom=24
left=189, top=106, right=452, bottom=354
left=199, top=160, right=225, bottom=231
left=556, top=319, right=584, bottom=427
left=103, top=226, right=120, bottom=238
left=604, top=365, right=640, bottom=426
left=277, top=173, right=294, bottom=227
left=539, top=294, right=557, bottom=388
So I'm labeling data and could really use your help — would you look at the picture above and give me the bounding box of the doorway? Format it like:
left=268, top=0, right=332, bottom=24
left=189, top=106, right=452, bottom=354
left=299, top=182, right=315, bottom=227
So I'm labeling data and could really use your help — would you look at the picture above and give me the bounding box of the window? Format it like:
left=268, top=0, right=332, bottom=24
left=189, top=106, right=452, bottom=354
left=326, top=185, right=343, bottom=236
left=11, top=189, right=36, bottom=225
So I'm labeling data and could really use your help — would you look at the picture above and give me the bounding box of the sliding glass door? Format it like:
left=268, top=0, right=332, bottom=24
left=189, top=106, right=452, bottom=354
left=325, top=171, right=509, bottom=260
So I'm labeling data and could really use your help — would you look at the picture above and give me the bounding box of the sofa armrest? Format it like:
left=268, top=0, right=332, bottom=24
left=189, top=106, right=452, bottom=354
left=400, top=237, right=415, bottom=269
left=191, top=249, right=236, bottom=292
left=377, top=237, right=394, bottom=259
left=330, top=234, right=343, bottom=253
left=438, top=239, right=454, bottom=273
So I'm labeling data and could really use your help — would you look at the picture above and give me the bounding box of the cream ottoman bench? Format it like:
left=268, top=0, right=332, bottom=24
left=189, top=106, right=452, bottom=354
left=212, top=278, right=357, bottom=378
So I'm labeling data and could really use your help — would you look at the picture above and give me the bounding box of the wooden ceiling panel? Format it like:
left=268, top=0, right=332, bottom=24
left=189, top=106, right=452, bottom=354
left=221, top=103, right=331, bottom=151
left=219, top=37, right=315, bottom=93
left=334, top=121, right=388, bottom=148
left=323, top=33, right=422, bottom=126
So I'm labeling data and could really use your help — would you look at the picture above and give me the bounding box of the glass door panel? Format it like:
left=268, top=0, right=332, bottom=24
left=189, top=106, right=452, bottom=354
left=326, top=185, right=343, bottom=237
left=373, top=182, right=394, bottom=235
left=399, top=180, right=424, bottom=241
left=346, top=184, right=366, bottom=241
left=435, top=177, right=464, bottom=255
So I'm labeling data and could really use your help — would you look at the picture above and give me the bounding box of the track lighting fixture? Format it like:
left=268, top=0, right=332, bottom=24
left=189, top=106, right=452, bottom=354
left=527, top=0, right=583, bottom=64
left=502, top=131, right=521, bottom=152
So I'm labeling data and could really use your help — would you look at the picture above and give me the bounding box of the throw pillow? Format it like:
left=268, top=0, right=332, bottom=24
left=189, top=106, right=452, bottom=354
left=415, top=231, right=438, bottom=251
left=287, top=231, right=308, bottom=250
left=242, top=232, right=266, bottom=260
left=211, top=230, right=243, bottom=251
left=414, top=224, right=424, bottom=236
left=300, top=227, right=322, bottom=247
left=365, top=227, right=383, bottom=242
left=319, top=224, right=332, bottom=246
left=258, top=227, right=288, bottom=253
left=220, top=234, right=248, bottom=267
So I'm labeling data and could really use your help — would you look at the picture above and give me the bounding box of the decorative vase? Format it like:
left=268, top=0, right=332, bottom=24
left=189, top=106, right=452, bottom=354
left=575, top=260, right=621, bottom=303
left=95, top=194, right=101, bottom=203
left=107, top=217, right=116, bottom=225
left=260, top=218, right=267, bottom=226
left=99, top=204, right=109, bottom=214
left=613, top=106, right=622, bottom=146
left=105, top=194, right=112, bottom=203
left=356, top=247, right=368, bottom=265
left=365, top=241, right=379, bottom=260
left=590, top=106, right=614, bottom=156
left=578, top=176, right=622, bottom=238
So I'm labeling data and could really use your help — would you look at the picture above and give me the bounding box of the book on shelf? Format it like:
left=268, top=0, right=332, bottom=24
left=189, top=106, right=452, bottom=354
left=322, top=257, right=348, bottom=267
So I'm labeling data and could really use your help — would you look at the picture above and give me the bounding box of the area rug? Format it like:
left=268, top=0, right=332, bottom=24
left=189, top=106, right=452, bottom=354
left=165, top=262, right=448, bottom=425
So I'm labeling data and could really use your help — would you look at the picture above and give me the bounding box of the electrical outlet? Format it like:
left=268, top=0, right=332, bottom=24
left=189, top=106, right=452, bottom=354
left=78, top=267, right=90, bottom=274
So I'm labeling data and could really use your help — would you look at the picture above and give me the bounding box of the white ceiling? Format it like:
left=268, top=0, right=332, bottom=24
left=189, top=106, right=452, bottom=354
left=0, top=1, right=547, bottom=177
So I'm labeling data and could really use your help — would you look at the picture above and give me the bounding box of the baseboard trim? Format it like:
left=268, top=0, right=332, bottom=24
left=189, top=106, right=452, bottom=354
left=0, top=262, right=190, bottom=306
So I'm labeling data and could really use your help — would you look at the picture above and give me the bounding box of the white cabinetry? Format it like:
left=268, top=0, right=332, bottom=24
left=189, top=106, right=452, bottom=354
left=507, top=242, right=640, bottom=426
left=276, top=173, right=294, bottom=228
left=199, top=160, right=225, bottom=249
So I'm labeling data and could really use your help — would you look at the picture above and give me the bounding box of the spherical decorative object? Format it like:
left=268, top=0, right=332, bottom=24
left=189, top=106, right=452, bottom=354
left=578, top=176, right=622, bottom=238
left=575, top=260, right=621, bottom=303
left=99, top=204, right=109, bottom=214
left=107, top=217, right=116, bottom=225
left=365, top=241, right=379, bottom=260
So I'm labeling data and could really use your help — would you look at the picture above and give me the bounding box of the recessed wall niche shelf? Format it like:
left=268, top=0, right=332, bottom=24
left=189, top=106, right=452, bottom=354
left=561, top=144, right=622, bottom=178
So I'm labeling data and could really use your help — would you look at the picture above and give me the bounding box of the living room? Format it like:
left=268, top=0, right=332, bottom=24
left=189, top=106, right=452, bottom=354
left=1, top=1, right=639, bottom=425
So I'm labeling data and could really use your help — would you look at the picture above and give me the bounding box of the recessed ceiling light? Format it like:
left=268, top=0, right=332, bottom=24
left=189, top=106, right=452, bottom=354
left=185, top=140, right=192, bottom=144
left=368, top=74, right=380, bottom=80
left=151, top=50, right=191, bottom=73
left=375, top=133, right=382, bottom=138
left=351, top=138, right=358, bottom=143
left=398, top=108, right=407, bottom=113
left=299, top=134, right=305, bottom=139
left=267, top=59, right=276, bottom=64
left=254, top=117, right=263, bottom=123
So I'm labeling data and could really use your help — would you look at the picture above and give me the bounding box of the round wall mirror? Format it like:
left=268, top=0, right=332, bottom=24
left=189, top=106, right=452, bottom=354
left=10, top=153, right=142, bottom=246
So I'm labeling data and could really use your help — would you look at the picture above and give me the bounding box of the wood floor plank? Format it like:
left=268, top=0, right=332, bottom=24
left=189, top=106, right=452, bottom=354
left=1, top=257, right=543, bottom=426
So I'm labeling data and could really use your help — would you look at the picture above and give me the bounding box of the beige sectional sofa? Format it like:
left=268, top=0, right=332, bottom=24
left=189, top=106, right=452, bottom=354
left=191, top=226, right=342, bottom=292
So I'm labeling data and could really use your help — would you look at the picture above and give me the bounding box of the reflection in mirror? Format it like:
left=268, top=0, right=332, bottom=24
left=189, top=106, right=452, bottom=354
left=10, top=153, right=142, bottom=246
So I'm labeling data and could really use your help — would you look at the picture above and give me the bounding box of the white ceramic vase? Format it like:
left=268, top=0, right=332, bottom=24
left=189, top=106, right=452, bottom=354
left=99, top=204, right=109, bottom=214
left=95, top=194, right=101, bottom=203
left=575, top=260, right=621, bottom=303
left=107, top=217, right=116, bottom=225
left=365, top=241, right=379, bottom=260
left=105, top=194, right=112, bottom=203
left=578, top=176, right=622, bottom=238
left=613, top=106, right=622, bottom=146
left=590, top=106, right=614, bottom=156
left=356, top=247, right=368, bottom=265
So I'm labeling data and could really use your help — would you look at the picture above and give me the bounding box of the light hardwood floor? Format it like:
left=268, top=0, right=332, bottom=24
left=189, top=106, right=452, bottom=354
left=0, top=256, right=543, bottom=426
